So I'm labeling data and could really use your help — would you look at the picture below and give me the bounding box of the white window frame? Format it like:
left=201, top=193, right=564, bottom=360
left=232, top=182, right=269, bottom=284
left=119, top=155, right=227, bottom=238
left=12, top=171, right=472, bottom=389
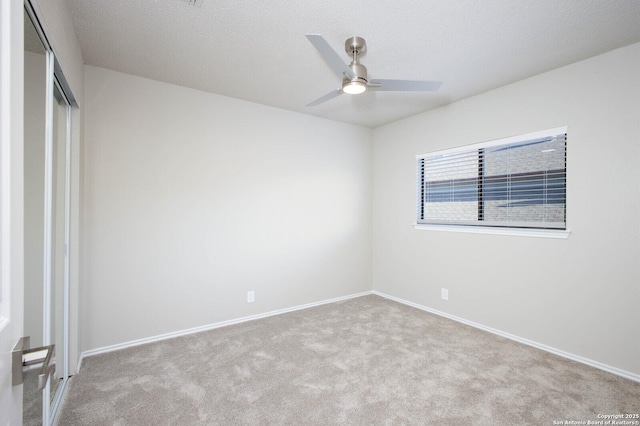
left=414, top=127, right=570, bottom=239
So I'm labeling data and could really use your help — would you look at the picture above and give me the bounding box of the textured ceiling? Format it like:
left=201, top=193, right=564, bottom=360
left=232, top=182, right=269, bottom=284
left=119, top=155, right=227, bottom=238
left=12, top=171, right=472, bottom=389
left=66, top=0, right=640, bottom=128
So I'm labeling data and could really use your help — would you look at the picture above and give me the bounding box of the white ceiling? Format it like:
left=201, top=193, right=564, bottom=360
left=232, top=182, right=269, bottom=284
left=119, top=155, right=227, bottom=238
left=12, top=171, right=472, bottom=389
left=66, top=0, right=640, bottom=128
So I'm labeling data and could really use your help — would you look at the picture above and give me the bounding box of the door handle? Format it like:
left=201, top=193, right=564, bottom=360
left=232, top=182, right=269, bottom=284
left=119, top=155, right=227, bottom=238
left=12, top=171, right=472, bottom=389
left=12, top=336, right=56, bottom=390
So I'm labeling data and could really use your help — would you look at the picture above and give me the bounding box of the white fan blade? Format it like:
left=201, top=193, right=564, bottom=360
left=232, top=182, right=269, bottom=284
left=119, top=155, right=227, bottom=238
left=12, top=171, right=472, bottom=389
left=306, top=34, right=356, bottom=80
left=368, top=79, right=442, bottom=92
left=306, top=88, right=343, bottom=107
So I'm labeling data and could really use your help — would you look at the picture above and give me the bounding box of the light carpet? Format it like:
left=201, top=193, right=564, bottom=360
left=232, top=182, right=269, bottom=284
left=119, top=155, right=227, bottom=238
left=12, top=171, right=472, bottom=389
left=56, top=295, right=640, bottom=425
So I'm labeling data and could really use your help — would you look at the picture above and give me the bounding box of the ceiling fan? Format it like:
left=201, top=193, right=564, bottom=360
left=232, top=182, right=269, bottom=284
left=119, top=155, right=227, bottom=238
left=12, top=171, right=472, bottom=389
left=305, top=34, right=442, bottom=107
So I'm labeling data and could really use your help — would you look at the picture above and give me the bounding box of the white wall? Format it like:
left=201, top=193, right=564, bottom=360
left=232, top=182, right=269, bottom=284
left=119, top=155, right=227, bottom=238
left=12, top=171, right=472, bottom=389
left=372, top=42, right=640, bottom=376
left=82, top=66, right=373, bottom=351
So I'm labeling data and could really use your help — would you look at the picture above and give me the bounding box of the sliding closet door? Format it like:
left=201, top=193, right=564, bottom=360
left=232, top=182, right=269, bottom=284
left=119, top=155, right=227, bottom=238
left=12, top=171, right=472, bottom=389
left=23, top=2, right=74, bottom=424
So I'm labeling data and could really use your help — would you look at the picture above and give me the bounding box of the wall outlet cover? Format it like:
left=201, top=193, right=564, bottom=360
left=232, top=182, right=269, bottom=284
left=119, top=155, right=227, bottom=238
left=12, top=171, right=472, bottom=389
left=441, top=288, right=448, bottom=301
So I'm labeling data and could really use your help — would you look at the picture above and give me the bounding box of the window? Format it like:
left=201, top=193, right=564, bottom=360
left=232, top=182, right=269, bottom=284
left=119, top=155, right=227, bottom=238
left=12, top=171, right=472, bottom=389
left=416, top=127, right=567, bottom=231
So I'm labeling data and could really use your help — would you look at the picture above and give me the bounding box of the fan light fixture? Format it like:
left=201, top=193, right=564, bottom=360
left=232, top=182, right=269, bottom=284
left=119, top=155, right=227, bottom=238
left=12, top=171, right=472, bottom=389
left=342, top=80, right=367, bottom=95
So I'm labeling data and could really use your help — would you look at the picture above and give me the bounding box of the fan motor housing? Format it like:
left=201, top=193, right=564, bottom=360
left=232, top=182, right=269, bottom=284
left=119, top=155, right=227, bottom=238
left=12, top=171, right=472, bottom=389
left=345, top=36, right=367, bottom=57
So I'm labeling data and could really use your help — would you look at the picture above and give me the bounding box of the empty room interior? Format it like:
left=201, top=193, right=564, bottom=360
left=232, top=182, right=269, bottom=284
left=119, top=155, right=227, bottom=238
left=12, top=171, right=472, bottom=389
left=3, top=0, right=640, bottom=424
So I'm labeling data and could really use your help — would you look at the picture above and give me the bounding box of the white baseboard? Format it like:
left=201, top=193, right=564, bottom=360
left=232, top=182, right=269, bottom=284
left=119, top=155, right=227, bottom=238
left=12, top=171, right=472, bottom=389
left=79, top=290, right=373, bottom=366
left=373, top=290, right=640, bottom=384
left=79, top=289, right=639, bottom=384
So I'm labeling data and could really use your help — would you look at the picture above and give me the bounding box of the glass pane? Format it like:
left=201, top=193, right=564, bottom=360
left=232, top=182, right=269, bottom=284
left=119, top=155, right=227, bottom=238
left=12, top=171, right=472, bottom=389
left=23, top=8, right=47, bottom=426
left=50, top=83, right=68, bottom=405
left=423, top=152, right=478, bottom=222
left=483, top=136, right=566, bottom=226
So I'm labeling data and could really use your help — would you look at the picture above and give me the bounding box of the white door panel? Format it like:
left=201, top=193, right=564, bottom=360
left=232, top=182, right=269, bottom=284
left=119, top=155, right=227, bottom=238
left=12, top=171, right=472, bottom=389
left=1, top=0, right=25, bottom=424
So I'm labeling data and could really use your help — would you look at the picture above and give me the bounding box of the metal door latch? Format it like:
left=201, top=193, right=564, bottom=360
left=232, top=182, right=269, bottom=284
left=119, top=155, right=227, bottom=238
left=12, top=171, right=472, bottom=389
left=12, top=336, right=55, bottom=390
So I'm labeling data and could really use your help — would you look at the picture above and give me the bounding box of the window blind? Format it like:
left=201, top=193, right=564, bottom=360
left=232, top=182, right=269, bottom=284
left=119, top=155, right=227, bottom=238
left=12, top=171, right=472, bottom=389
left=417, top=128, right=566, bottom=230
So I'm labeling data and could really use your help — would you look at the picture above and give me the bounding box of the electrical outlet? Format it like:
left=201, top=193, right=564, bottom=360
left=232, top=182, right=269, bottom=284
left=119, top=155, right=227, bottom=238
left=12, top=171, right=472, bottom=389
left=247, top=291, right=255, bottom=303
left=441, top=288, right=448, bottom=301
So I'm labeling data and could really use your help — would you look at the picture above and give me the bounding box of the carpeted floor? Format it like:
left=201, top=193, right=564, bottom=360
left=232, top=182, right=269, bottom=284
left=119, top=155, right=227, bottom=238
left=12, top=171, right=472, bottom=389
left=56, top=295, right=640, bottom=425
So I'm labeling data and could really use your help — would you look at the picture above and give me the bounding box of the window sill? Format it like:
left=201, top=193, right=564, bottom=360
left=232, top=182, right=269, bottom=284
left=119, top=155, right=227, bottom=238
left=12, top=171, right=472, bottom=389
left=413, top=224, right=571, bottom=239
